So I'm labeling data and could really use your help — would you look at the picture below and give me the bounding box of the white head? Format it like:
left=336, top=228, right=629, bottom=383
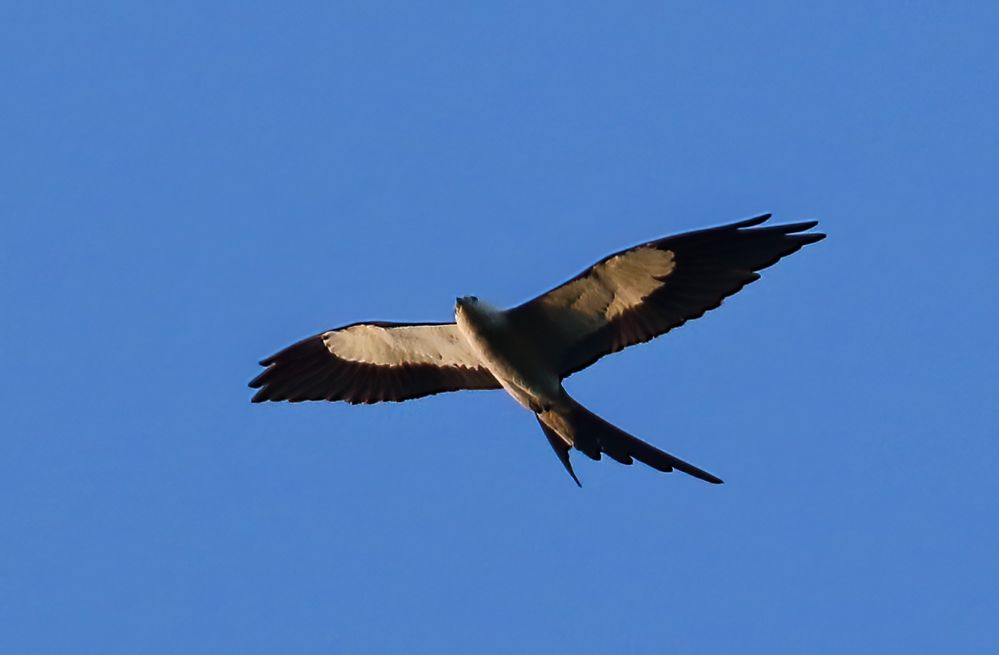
left=454, top=295, right=501, bottom=326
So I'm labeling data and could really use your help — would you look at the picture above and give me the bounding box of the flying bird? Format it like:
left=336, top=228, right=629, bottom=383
left=249, top=214, right=824, bottom=485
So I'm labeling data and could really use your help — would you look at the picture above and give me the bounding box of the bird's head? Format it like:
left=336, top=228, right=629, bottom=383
left=455, top=295, right=500, bottom=326
left=455, top=295, right=480, bottom=311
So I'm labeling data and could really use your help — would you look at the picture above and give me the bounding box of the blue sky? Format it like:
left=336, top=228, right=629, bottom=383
left=3, top=2, right=997, bottom=653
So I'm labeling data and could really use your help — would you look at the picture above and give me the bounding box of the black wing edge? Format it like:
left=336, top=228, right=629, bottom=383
left=248, top=327, right=500, bottom=405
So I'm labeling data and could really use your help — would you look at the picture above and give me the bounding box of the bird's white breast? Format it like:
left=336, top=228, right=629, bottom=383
left=455, top=302, right=561, bottom=410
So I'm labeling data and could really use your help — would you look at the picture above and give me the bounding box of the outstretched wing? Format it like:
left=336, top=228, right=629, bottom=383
left=249, top=322, right=500, bottom=404
left=507, top=214, right=825, bottom=378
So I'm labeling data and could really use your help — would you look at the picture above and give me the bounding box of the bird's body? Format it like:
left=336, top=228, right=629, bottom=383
left=455, top=299, right=560, bottom=412
left=250, top=214, right=825, bottom=485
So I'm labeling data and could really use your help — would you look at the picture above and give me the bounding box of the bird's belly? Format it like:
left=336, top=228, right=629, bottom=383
left=457, top=317, right=561, bottom=411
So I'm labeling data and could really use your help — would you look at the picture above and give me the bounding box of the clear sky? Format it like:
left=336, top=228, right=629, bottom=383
left=3, top=2, right=997, bottom=653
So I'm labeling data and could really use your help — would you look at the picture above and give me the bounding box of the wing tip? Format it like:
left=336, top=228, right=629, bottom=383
left=248, top=369, right=269, bottom=389
left=798, top=230, right=826, bottom=244
left=780, top=219, right=823, bottom=235
left=734, top=215, right=825, bottom=241
left=734, top=213, right=772, bottom=228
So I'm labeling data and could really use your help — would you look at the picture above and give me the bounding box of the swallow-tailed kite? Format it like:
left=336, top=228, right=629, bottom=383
left=249, top=214, right=824, bottom=485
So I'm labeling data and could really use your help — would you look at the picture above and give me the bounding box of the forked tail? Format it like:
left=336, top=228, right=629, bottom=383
left=536, top=395, right=723, bottom=486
